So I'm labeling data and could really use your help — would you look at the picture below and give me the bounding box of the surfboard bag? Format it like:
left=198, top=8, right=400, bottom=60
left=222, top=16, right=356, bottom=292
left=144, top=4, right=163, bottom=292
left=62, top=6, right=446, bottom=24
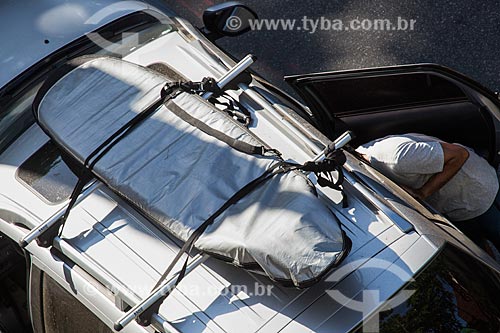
left=33, top=56, right=350, bottom=288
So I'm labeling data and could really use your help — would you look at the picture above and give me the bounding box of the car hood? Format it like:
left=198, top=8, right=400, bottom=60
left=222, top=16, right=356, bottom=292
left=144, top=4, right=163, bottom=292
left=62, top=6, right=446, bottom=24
left=0, top=0, right=163, bottom=90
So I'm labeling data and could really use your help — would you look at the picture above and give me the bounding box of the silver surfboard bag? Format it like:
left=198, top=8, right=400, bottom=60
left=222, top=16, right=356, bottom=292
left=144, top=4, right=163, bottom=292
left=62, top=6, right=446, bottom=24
left=33, top=56, right=350, bottom=288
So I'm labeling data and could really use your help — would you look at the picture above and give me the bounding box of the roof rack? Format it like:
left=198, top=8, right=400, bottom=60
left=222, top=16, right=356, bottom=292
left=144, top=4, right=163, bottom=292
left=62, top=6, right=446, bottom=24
left=114, top=253, right=208, bottom=330
left=19, top=181, right=101, bottom=248
left=19, top=53, right=255, bottom=251
left=52, top=235, right=180, bottom=333
left=21, top=54, right=257, bottom=331
left=112, top=53, right=257, bottom=331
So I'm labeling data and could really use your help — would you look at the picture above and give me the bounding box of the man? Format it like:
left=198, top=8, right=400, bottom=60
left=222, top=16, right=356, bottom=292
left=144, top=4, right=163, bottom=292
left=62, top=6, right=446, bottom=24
left=356, top=133, right=500, bottom=250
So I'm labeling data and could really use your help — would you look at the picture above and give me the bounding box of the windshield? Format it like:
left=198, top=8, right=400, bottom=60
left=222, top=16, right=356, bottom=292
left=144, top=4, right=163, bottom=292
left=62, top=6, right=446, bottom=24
left=0, top=12, right=177, bottom=204
left=0, top=12, right=175, bottom=155
left=359, top=244, right=500, bottom=332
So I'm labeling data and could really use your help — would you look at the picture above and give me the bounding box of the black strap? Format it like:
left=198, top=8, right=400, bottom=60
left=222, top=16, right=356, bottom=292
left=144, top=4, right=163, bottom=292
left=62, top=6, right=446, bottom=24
left=59, top=177, right=89, bottom=235
left=209, top=93, right=252, bottom=126
left=150, top=161, right=286, bottom=291
left=84, top=79, right=220, bottom=172
left=138, top=162, right=287, bottom=326
left=86, top=86, right=179, bottom=170
left=161, top=77, right=223, bottom=97
left=85, top=98, right=164, bottom=169
left=305, top=151, right=348, bottom=208
left=141, top=155, right=349, bottom=325
left=36, top=174, right=91, bottom=247
left=317, top=168, right=349, bottom=208
left=38, top=85, right=182, bottom=247
left=151, top=153, right=350, bottom=291
left=166, top=100, right=274, bottom=157
left=39, top=76, right=253, bottom=247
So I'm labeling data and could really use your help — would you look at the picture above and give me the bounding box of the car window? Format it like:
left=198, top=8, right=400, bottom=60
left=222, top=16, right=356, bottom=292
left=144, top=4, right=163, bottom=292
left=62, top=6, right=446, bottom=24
left=0, top=12, right=176, bottom=203
left=0, top=84, right=40, bottom=155
left=356, top=244, right=500, bottom=333
left=312, top=73, right=468, bottom=115
left=16, top=141, right=79, bottom=205
left=0, top=13, right=175, bottom=155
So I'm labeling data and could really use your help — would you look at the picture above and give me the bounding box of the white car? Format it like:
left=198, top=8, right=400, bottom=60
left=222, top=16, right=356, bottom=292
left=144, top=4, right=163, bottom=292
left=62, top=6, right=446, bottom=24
left=0, top=1, right=499, bottom=333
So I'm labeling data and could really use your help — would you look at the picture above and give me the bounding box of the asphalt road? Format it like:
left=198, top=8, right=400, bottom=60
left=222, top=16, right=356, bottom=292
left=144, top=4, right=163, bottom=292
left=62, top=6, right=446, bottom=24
left=156, top=0, right=499, bottom=96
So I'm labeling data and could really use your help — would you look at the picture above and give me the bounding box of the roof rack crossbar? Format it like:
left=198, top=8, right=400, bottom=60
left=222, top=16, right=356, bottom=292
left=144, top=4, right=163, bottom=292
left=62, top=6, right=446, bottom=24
left=19, top=181, right=101, bottom=248
left=52, top=236, right=180, bottom=333
left=114, top=253, right=208, bottom=331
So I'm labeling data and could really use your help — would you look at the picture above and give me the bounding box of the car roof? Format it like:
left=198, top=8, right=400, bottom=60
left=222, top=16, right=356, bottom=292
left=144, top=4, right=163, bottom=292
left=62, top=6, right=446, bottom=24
left=0, top=0, right=153, bottom=89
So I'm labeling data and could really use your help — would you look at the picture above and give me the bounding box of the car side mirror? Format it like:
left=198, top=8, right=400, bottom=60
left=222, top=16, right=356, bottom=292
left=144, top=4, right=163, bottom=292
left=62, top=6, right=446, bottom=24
left=202, top=2, right=258, bottom=40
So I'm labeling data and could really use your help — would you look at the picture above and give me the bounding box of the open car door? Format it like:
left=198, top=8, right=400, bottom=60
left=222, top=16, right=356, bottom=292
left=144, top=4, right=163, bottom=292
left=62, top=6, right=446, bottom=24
left=286, top=64, right=500, bottom=167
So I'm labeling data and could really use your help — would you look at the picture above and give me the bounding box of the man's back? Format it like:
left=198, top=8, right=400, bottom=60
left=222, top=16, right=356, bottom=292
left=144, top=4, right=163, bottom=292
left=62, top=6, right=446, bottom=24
left=356, top=133, right=499, bottom=221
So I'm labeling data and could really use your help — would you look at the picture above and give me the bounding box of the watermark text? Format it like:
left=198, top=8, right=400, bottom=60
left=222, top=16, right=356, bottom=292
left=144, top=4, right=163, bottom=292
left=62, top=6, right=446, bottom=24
left=228, top=16, right=417, bottom=34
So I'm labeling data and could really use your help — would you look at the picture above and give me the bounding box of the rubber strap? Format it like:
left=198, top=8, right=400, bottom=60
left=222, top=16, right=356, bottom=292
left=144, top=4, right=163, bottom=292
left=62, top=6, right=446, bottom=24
left=166, top=100, right=269, bottom=157
left=151, top=162, right=285, bottom=291
left=41, top=86, right=180, bottom=246
left=85, top=96, right=169, bottom=170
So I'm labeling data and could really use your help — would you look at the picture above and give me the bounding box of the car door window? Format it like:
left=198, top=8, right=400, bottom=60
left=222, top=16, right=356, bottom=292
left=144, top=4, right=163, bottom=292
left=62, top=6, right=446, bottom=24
left=355, top=244, right=500, bottom=333
left=311, top=73, right=467, bottom=115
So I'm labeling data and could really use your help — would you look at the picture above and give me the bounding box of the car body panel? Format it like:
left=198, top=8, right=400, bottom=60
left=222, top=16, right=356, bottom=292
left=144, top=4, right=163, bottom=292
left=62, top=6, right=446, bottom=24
left=0, top=26, right=427, bottom=332
left=0, top=130, right=419, bottom=333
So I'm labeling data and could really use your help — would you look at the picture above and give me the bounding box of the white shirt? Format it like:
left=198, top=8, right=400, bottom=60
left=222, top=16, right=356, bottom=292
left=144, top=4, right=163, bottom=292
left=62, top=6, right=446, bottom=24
left=356, top=134, right=499, bottom=221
